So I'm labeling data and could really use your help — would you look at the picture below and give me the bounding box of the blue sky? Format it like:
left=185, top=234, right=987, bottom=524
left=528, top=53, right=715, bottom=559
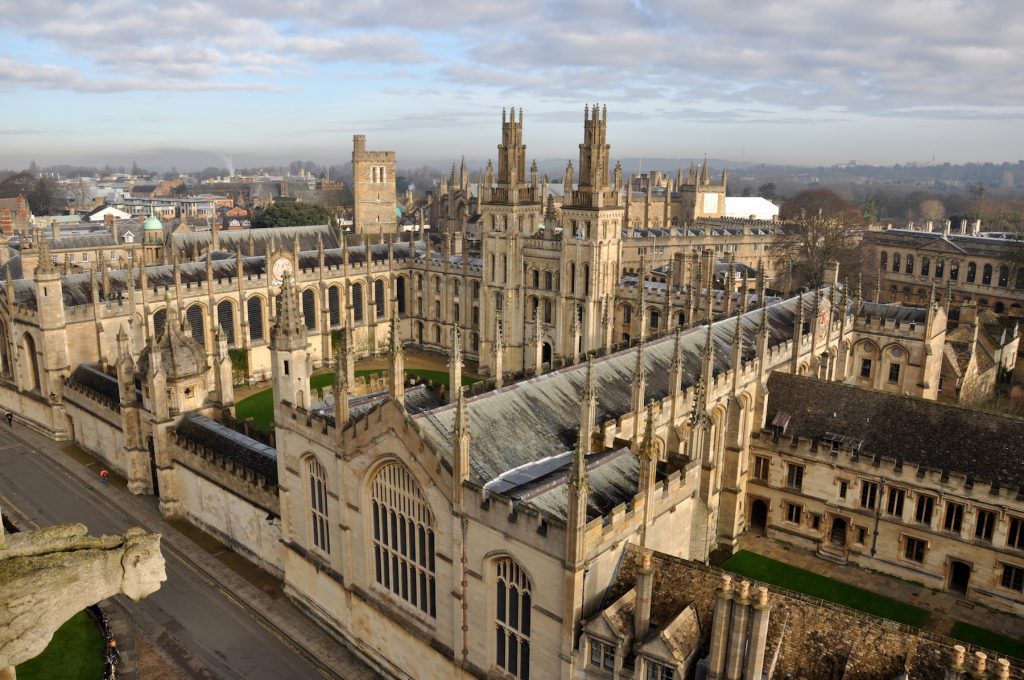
left=1, top=0, right=1023, bottom=169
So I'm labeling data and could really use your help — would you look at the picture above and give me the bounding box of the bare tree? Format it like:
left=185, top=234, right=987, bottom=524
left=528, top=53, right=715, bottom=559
left=919, top=198, right=945, bottom=222
left=771, top=210, right=861, bottom=290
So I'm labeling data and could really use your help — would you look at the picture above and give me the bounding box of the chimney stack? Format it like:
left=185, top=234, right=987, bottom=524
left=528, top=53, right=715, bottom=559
left=633, top=550, right=654, bottom=641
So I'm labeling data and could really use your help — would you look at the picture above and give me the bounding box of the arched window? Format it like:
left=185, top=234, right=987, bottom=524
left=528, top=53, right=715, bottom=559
left=649, top=308, right=659, bottom=330
left=490, top=254, right=496, bottom=282
left=880, top=252, right=888, bottom=270
left=905, top=255, right=914, bottom=274
left=532, top=270, right=539, bottom=288
left=495, top=557, right=531, bottom=679
left=434, top=276, right=441, bottom=294
left=434, top=325, right=441, bottom=343
left=471, top=332, right=479, bottom=352
left=217, top=300, right=235, bottom=346
left=983, top=264, right=993, bottom=285
left=472, top=281, right=480, bottom=300
left=502, top=255, right=508, bottom=283
left=352, top=283, right=364, bottom=323
left=967, top=262, right=977, bottom=283
left=921, top=256, right=930, bottom=277
left=370, top=461, right=436, bottom=617
left=453, top=279, right=460, bottom=297
left=153, top=308, right=167, bottom=339
left=543, top=299, right=552, bottom=324
left=998, top=265, right=1009, bottom=287
left=396, top=277, right=407, bottom=315
left=248, top=296, right=264, bottom=341
left=186, top=304, right=205, bottom=345
left=375, top=279, right=386, bottom=319
left=892, top=253, right=900, bottom=272
left=570, top=263, right=576, bottom=294
left=1016, top=268, right=1024, bottom=290
left=301, top=288, right=317, bottom=330
left=544, top=271, right=553, bottom=290
left=935, top=259, right=945, bottom=279
left=622, top=305, right=632, bottom=324
left=307, top=456, right=330, bottom=554
left=328, top=286, right=341, bottom=327
left=949, top=261, right=959, bottom=281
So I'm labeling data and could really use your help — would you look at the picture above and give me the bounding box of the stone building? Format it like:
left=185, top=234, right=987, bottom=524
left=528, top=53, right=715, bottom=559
left=0, top=105, right=1020, bottom=679
left=352, top=134, right=397, bottom=234
left=860, top=226, right=1024, bottom=318
left=749, top=372, right=1024, bottom=618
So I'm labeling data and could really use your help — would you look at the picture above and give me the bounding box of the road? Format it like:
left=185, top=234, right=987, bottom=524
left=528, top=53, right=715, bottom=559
left=0, top=435, right=337, bottom=680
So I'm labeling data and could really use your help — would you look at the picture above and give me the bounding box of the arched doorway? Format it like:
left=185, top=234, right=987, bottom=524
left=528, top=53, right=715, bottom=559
left=21, top=333, right=40, bottom=392
left=750, top=499, right=768, bottom=532
left=830, top=517, right=848, bottom=546
left=948, top=560, right=971, bottom=594
left=541, top=342, right=552, bottom=367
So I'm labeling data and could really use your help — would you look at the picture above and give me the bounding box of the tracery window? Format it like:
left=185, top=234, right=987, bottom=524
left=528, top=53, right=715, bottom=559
left=153, top=308, right=167, bottom=339
left=328, top=286, right=341, bottom=327
left=307, top=456, right=330, bottom=554
left=352, top=283, right=364, bottom=323
left=186, top=304, right=205, bottom=345
left=495, top=558, right=531, bottom=679
left=371, top=461, right=436, bottom=617
left=217, top=300, right=236, bottom=346
left=301, top=288, right=317, bottom=330
left=375, top=279, right=386, bottom=319
left=247, top=297, right=264, bottom=341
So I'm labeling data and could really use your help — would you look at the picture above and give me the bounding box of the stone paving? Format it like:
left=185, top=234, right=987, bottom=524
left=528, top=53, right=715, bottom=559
left=737, top=532, right=1024, bottom=641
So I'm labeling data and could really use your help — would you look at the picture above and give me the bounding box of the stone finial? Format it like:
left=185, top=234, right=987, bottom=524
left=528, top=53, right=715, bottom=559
left=739, top=580, right=751, bottom=601
left=640, top=549, right=653, bottom=572
left=951, top=645, right=966, bottom=669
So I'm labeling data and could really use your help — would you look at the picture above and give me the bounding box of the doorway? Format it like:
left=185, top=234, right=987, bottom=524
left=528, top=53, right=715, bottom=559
left=542, top=342, right=552, bottom=367
left=830, top=517, right=848, bottom=546
left=147, top=436, right=160, bottom=496
left=949, top=560, right=971, bottom=594
left=750, top=499, right=768, bottom=532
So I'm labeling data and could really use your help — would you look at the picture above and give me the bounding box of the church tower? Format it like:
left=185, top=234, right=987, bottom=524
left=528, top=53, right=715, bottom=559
left=558, top=104, right=624, bottom=364
left=270, top=272, right=311, bottom=410
left=31, top=232, right=69, bottom=399
left=479, top=108, right=544, bottom=375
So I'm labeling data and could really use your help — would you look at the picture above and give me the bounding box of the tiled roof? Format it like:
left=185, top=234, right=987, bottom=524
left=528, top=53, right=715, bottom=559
left=765, top=372, right=1024, bottom=489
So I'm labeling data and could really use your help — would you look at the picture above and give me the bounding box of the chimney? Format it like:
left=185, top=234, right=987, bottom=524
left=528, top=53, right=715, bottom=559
left=926, top=220, right=934, bottom=232
left=958, top=301, right=978, bottom=331
left=633, top=550, right=654, bottom=641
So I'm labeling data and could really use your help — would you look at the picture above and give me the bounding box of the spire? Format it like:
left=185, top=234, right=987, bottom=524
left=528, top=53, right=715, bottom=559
left=449, top=326, right=463, bottom=396
left=34, top=229, right=55, bottom=275
left=702, top=320, right=715, bottom=378
left=573, top=358, right=598, bottom=492
left=270, top=272, right=307, bottom=351
left=452, top=382, right=471, bottom=505
left=639, top=400, right=657, bottom=461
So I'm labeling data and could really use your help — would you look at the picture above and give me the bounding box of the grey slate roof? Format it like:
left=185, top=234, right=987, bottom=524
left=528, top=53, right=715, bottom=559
left=66, top=364, right=122, bottom=403
left=175, top=413, right=277, bottom=483
left=413, top=292, right=822, bottom=489
left=856, top=301, right=928, bottom=324
left=172, top=224, right=339, bottom=256
left=765, top=372, right=1024, bottom=490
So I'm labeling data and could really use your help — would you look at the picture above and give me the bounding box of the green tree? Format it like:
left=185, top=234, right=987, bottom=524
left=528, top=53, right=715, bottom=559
left=253, top=202, right=331, bottom=229
left=757, top=182, right=778, bottom=200
left=860, top=197, right=878, bottom=224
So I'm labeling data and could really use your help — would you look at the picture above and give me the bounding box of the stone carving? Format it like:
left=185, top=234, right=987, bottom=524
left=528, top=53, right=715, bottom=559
left=0, top=523, right=166, bottom=670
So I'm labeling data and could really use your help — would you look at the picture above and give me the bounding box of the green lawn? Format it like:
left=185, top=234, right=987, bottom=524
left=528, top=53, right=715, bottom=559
left=953, top=621, right=1024, bottom=662
left=235, top=368, right=477, bottom=431
left=721, top=550, right=931, bottom=628
left=17, top=610, right=105, bottom=680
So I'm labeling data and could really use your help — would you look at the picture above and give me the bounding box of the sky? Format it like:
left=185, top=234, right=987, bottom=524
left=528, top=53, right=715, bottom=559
left=1, top=0, right=1023, bottom=170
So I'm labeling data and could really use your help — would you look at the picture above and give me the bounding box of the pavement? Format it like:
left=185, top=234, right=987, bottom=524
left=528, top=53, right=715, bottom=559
left=0, top=422, right=382, bottom=680
left=736, top=532, right=1024, bottom=641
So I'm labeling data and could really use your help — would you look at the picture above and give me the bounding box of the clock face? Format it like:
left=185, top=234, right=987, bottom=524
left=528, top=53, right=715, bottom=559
left=271, top=257, right=292, bottom=285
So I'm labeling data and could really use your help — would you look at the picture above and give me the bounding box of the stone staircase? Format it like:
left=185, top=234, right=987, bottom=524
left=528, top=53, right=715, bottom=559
left=816, top=542, right=849, bottom=565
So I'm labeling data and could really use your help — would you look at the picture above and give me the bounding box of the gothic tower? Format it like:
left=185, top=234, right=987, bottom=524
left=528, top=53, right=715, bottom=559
left=270, top=272, right=311, bottom=410
left=479, top=108, right=544, bottom=375
left=352, top=134, right=397, bottom=234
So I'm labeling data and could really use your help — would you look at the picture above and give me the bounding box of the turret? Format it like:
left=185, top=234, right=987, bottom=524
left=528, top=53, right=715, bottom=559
left=567, top=359, right=597, bottom=566
left=269, top=272, right=311, bottom=409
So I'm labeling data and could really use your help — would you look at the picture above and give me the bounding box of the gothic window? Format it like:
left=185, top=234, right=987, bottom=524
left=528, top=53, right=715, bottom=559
left=472, top=306, right=480, bottom=328
left=999, top=265, right=1010, bottom=287
left=301, top=288, right=316, bottom=330
left=328, top=286, right=341, bottom=327
left=622, top=305, right=632, bottom=324
left=396, top=277, right=407, bottom=315
left=472, top=281, right=480, bottom=299
left=905, top=255, right=914, bottom=274
left=186, top=304, right=205, bottom=346
left=543, top=299, right=552, bottom=324
left=532, top=270, right=539, bottom=288
left=880, top=252, right=888, bottom=270
left=570, top=263, right=576, bottom=294
left=943, top=502, right=964, bottom=533
left=860, top=480, right=878, bottom=509
left=375, top=279, right=386, bottom=319
left=892, top=253, right=900, bottom=272
left=471, top=332, right=479, bottom=352
left=646, top=661, right=675, bottom=680
left=903, top=536, right=926, bottom=563
left=417, top=273, right=423, bottom=291
left=153, top=308, right=167, bottom=339
left=490, top=255, right=496, bottom=282
left=1002, top=564, right=1024, bottom=592
left=496, top=292, right=503, bottom=311
left=976, top=509, right=995, bottom=541
left=352, top=283, right=364, bottom=323
left=454, top=303, right=460, bottom=323
left=949, top=261, right=959, bottom=280
left=307, top=456, right=330, bottom=554
left=502, top=255, right=508, bottom=283
left=983, top=264, right=993, bottom=285
left=649, top=309, right=659, bottom=330
left=677, top=312, right=685, bottom=327
left=435, top=300, right=441, bottom=319
left=967, top=262, right=977, bottom=283
left=248, top=297, right=264, bottom=341
left=370, top=461, right=436, bottom=617
left=921, top=257, right=930, bottom=277
left=434, top=276, right=441, bottom=294
left=434, top=325, right=441, bottom=343
left=217, top=300, right=236, bottom=346
left=453, top=280, right=460, bottom=297
left=544, top=271, right=553, bottom=290
left=1008, top=517, right=1024, bottom=550
left=495, top=557, right=531, bottom=679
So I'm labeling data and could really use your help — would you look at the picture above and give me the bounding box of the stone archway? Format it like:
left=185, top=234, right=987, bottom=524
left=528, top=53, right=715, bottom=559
left=749, top=499, right=768, bottom=532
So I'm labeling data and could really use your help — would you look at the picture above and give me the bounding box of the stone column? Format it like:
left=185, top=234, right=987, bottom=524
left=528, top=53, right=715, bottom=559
left=744, top=586, right=771, bottom=680
left=724, top=580, right=751, bottom=680
left=707, top=574, right=734, bottom=680
left=944, top=644, right=967, bottom=680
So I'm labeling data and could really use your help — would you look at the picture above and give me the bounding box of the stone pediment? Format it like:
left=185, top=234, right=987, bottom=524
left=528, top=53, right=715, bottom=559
left=914, top=237, right=967, bottom=256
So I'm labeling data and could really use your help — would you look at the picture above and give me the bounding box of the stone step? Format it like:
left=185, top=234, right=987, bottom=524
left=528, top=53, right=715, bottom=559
left=816, top=544, right=849, bottom=565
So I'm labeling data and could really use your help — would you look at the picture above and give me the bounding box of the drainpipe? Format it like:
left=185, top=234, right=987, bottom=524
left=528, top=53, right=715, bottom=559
left=870, top=477, right=885, bottom=558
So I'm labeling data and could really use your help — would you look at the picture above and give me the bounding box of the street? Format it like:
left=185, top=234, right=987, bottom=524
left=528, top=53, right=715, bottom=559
left=0, top=432, right=373, bottom=680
